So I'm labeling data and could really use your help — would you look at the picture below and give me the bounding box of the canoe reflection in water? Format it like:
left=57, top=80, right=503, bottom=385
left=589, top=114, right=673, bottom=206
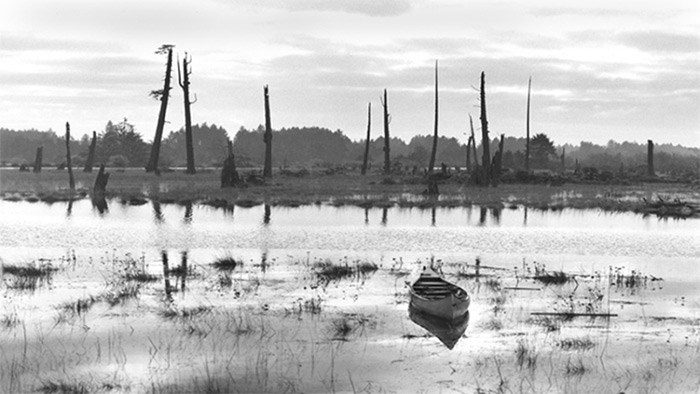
left=409, top=306, right=470, bottom=350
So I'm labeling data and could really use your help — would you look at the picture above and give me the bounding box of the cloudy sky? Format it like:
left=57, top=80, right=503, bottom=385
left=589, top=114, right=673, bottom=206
left=1, top=0, right=698, bottom=146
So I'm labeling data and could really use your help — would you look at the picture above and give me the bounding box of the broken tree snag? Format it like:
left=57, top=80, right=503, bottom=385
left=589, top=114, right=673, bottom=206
left=647, top=140, right=655, bottom=177
left=146, top=44, right=175, bottom=174
left=93, top=164, right=110, bottom=195
left=428, top=60, right=439, bottom=174
left=469, top=114, right=479, bottom=173
left=491, top=134, right=504, bottom=186
left=381, top=89, right=391, bottom=175
left=361, top=102, right=371, bottom=175
left=178, top=52, right=197, bottom=174
left=33, top=146, right=43, bottom=173
left=466, top=135, right=472, bottom=173
left=65, top=122, right=75, bottom=191
left=220, top=153, right=241, bottom=188
left=83, top=131, right=97, bottom=172
left=525, top=76, right=531, bottom=172
left=263, top=85, right=273, bottom=178
left=479, top=72, right=491, bottom=185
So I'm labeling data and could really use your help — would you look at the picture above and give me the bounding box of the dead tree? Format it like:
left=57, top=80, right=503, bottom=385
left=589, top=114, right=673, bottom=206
left=361, top=102, right=371, bottom=175
left=381, top=89, right=391, bottom=175
left=83, top=131, right=97, bottom=172
left=428, top=60, right=439, bottom=174
left=466, top=135, right=473, bottom=173
left=33, top=146, right=43, bottom=173
left=93, top=164, right=110, bottom=195
left=479, top=72, right=491, bottom=185
left=65, top=122, right=75, bottom=191
left=146, top=44, right=175, bottom=174
left=221, top=142, right=240, bottom=188
left=178, top=52, right=197, bottom=174
left=491, top=134, right=504, bottom=186
left=469, top=114, right=479, bottom=172
left=525, top=77, right=532, bottom=172
left=263, top=85, right=272, bottom=178
left=647, top=140, right=655, bottom=177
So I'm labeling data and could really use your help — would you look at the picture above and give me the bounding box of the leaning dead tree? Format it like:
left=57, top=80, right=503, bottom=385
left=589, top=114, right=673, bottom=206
left=146, top=44, right=175, bottom=174
left=178, top=52, right=197, bottom=174
left=33, top=146, right=43, bottom=173
left=65, top=122, right=75, bottom=191
left=428, top=60, right=439, bottom=174
left=465, top=135, right=473, bottom=173
left=647, top=140, right=655, bottom=177
left=381, top=89, right=391, bottom=175
left=469, top=114, right=478, bottom=173
left=479, top=72, right=491, bottom=185
left=263, top=85, right=273, bottom=178
left=83, top=131, right=97, bottom=172
left=525, top=76, right=532, bottom=172
left=361, top=102, right=371, bottom=175
left=93, top=164, right=110, bottom=195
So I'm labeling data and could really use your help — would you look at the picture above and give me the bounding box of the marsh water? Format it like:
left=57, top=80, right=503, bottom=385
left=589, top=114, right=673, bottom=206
left=1, top=199, right=699, bottom=392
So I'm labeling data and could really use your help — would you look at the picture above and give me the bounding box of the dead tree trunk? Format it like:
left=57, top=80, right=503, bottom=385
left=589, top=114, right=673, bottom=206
left=469, top=114, right=479, bottom=172
left=83, top=131, right=97, bottom=172
left=361, top=102, right=371, bottom=175
left=466, top=135, right=473, bottom=173
left=65, top=122, right=75, bottom=191
left=227, top=139, right=234, bottom=157
left=146, top=45, right=174, bottom=174
left=647, top=140, right=654, bottom=177
left=479, top=72, right=491, bottom=185
left=428, top=60, right=439, bottom=174
left=491, top=134, right=504, bottom=186
left=263, top=85, right=272, bottom=178
left=525, top=76, right=532, bottom=172
left=221, top=145, right=240, bottom=188
left=178, top=52, right=197, bottom=174
left=381, top=89, right=391, bottom=175
left=93, top=164, right=110, bottom=195
left=33, top=146, right=43, bottom=173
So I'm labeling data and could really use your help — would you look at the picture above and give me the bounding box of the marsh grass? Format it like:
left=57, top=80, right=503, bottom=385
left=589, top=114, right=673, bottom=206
left=211, top=256, right=240, bottom=271
left=533, top=271, right=571, bottom=285
left=2, top=262, right=58, bottom=292
left=314, top=259, right=379, bottom=284
left=159, top=305, right=213, bottom=320
left=514, top=339, right=538, bottom=371
left=1, top=312, right=21, bottom=330
left=330, top=313, right=376, bottom=341
left=557, top=337, right=596, bottom=351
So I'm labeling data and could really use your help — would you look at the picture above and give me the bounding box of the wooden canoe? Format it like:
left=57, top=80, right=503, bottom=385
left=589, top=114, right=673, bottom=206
left=408, top=266, right=470, bottom=320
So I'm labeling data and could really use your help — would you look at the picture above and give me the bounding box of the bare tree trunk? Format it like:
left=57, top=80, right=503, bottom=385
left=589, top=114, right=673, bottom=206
left=381, top=89, right=391, bottom=175
left=479, top=72, right=491, bottom=185
left=647, top=140, right=654, bottom=177
left=525, top=77, right=531, bottom=172
left=263, top=85, right=272, bottom=178
left=83, top=131, right=97, bottom=172
left=361, top=102, right=371, bottom=175
left=33, top=146, right=43, bottom=173
left=469, top=114, right=478, bottom=172
left=491, top=134, right=504, bottom=186
left=466, top=135, right=472, bottom=173
left=146, top=46, right=174, bottom=174
left=428, top=60, right=439, bottom=174
left=65, top=122, right=75, bottom=191
left=178, top=52, right=197, bottom=174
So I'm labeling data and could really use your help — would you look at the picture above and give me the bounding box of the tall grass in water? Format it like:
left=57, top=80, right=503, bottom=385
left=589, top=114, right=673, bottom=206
left=1, top=262, right=58, bottom=291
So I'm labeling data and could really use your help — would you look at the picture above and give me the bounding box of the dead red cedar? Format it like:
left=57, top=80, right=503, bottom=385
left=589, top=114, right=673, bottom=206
left=381, top=89, right=391, bottom=175
left=428, top=60, right=439, bottom=173
left=466, top=135, right=472, bottom=173
left=361, top=102, right=371, bottom=175
left=479, top=72, right=491, bottom=185
left=33, top=146, right=43, bottom=173
left=146, top=45, right=174, bottom=174
left=647, top=140, right=654, bottom=177
left=65, top=122, right=75, bottom=191
left=178, top=52, right=197, bottom=174
left=83, top=131, right=97, bottom=172
left=263, top=85, right=272, bottom=178
left=93, top=164, right=110, bottom=195
left=525, top=76, right=532, bottom=172
left=469, top=114, right=479, bottom=172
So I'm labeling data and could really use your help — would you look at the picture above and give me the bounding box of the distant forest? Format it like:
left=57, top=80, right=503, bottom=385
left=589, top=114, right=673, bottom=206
left=1, top=121, right=698, bottom=175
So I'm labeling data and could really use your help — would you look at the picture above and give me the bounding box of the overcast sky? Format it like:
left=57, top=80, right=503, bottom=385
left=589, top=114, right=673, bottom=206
left=1, top=0, right=698, bottom=146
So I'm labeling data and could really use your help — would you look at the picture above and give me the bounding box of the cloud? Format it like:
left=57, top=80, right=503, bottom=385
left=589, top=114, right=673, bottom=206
left=290, top=0, right=413, bottom=17
left=619, top=31, right=700, bottom=53
left=0, top=32, right=124, bottom=53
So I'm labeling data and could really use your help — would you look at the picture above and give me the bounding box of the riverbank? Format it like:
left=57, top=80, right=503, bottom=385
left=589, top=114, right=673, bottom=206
left=1, top=168, right=698, bottom=216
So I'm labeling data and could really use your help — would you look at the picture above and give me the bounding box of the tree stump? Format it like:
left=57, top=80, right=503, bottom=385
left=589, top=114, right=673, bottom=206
left=220, top=154, right=241, bottom=188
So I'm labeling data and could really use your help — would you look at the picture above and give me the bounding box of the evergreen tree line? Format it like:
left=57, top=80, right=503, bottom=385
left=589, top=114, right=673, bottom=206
left=1, top=122, right=698, bottom=175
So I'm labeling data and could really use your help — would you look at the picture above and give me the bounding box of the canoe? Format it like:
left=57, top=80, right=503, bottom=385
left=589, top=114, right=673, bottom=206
left=408, top=266, right=470, bottom=320
left=409, top=306, right=469, bottom=350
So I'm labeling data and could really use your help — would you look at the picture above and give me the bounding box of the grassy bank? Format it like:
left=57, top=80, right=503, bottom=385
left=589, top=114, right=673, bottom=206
left=1, top=168, right=698, bottom=215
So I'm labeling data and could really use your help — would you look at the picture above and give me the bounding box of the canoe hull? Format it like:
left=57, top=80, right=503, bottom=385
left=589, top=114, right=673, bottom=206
left=409, top=267, right=470, bottom=320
